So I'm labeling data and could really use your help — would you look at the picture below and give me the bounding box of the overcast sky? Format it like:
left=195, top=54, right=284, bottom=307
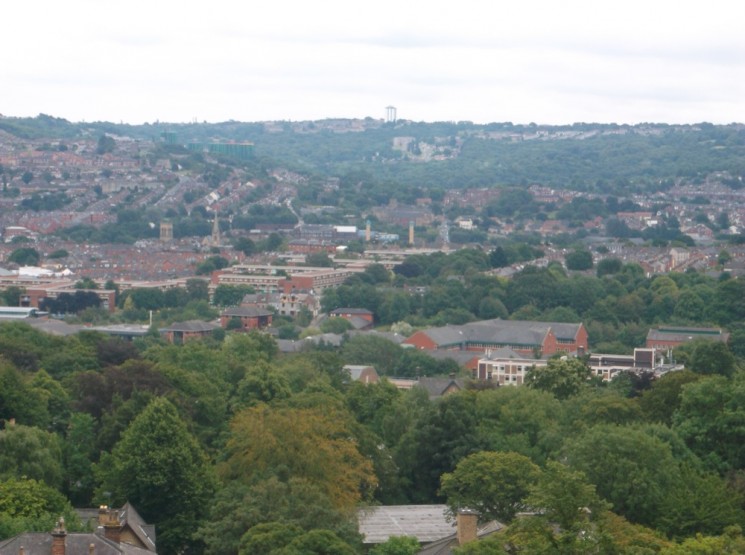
left=2, top=0, right=744, bottom=125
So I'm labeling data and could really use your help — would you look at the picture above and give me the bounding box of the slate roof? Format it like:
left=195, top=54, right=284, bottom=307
left=410, top=319, right=582, bottom=349
left=0, top=532, right=155, bottom=555
left=330, top=308, right=373, bottom=315
left=221, top=306, right=272, bottom=317
left=358, top=505, right=455, bottom=544
left=646, top=326, right=729, bottom=343
left=416, top=377, right=466, bottom=399
left=160, top=320, right=220, bottom=333
left=416, top=521, right=503, bottom=555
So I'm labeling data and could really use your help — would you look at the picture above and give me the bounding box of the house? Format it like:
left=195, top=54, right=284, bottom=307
left=220, top=306, right=272, bottom=331
left=475, top=348, right=549, bottom=386
left=329, top=308, right=374, bottom=330
left=0, top=504, right=156, bottom=555
left=403, top=319, right=588, bottom=358
left=160, top=320, right=220, bottom=344
left=358, top=506, right=500, bottom=554
left=358, top=505, right=455, bottom=546
left=417, top=511, right=502, bottom=555
left=645, top=326, right=730, bottom=350
left=416, top=377, right=466, bottom=400
left=343, top=365, right=380, bottom=384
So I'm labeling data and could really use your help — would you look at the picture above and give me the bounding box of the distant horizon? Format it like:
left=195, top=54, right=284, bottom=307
left=2, top=111, right=743, bottom=129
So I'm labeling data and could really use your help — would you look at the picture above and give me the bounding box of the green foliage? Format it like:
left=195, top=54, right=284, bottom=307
left=565, top=249, right=594, bottom=271
left=440, top=451, right=540, bottom=523
left=0, top=477, right=80, bottom=541
left=565, top=424, right=683, bottom=528
left=369, top=535, right=420, bottom=555
left=220, top=404, right=376, bottom=510
left=199, top=477, right=360, bottom=555
left=7, top=247, right=40, bottom=266
left=525, top=358, right=594, bottom=400
left=212, top=284, right=255, bottom=307
left=0, top=424, right=64, bottom=489
left=196, top=255, right=230, bottom=275
left=95, top=397, right=216, bottom=555
left=320, top=317, right=354, bottom=334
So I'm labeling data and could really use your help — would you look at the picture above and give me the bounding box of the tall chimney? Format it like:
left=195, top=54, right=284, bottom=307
left=51, top=517, right=66, bottom=555
left=102, top=507, right=122, bottom=544
left=456, top=510, right=479, bottom=546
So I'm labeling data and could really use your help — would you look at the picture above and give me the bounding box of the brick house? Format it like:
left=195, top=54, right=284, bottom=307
left=160, top=320, right=220, bottom=344
left=220, top=306, right=272, bottom=331
left=0, top=504, right=156, bottom=555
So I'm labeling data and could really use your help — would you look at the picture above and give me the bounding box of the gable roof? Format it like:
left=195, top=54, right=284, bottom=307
left=330, top=308, right=373, bottom=315
left=221, top=306, right=272, bottom=318
left=160, top=320, right=220, bottom=333
left=416, top=377, right=466, bottom=399
left=416, top=521, right=503, bottom=555
left=358, top=505, right=455, bottom=544
left=407, top=319, right=583, bottom=349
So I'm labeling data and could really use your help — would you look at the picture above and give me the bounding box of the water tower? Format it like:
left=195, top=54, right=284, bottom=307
left=385, top=106, right=397, bottom=123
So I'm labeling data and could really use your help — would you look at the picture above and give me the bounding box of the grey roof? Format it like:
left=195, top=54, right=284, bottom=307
left=346, top=315, right=373, bottom=330
left=303, top=332, right=344, bottom=347
left=343, top=365, right=378, bottom=381
left=331, top=308, right=373, bottom=315
left=276, top=339, right=306, bottom=353
left=160, top=320, right=220, bottom=333
left=646, top=326, right=729, bottom=343
left=426, top=350, right=481, bottom=367
left=416, top=378, right=466, bottom=399
left=26, top=319, right=85, bottom=336
left=410, top=319, right=582, bottom=349
left=416, top=521, right=503, bottom=555
left=0, top=533, right=155, bottom=555
left=358, top=505, right=455, bottom=544
left=221, top=306, right=273, bottom=317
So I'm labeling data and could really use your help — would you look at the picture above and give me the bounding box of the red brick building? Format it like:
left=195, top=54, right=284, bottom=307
left=220, top=306, right=272, bottom=331
left=403, top=319, right=588, bottom=358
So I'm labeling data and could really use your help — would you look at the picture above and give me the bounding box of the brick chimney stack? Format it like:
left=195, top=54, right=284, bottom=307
left=456, top=509, right=479, bottom=546
left=51, top=517, right=66, bottom=555
left=99, top=506, right=122, bottom=544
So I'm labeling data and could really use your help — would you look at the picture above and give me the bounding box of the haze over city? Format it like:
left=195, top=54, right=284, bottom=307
left=3, top=0, right=744, bottom=125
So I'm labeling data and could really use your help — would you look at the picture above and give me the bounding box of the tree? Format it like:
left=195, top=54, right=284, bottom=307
left=219, top=404, right=376, bottom=510
left=306, top=252, right=334, bottom=267
left=369, top=536, right=420, bottom=555
left=320, top=317, right=354, bottom=334
left=198, top=477, right=360, bottom=555
left=95, top=397, right=216, bottom=555
left=21, top=171, right=33, bottom=185
left=212, top=284, right=255, bottom=307
left=638, top=370, right=701, bottom=425
left=233, top=236, right=256, bottom=256
left=596, top=257, right=623, bottom=277
left=522, top=461, right=610, bottom=550
left=0, top=477, right=80, bottom=540
left=565, top=249, right=593, bottom=271
left=688, top=340, right=736, bottom=377
left=0, top=424, right=63, bottom=489
left=440, top=451, right=540, bottom=523
left=565, top=424, right=682, bottom=528
left=7, top=247, right=40, bottom=266
left=74, top=277, right=98, bottom=289
left=96, top=134, right=115, bottom=154
left=525, top=358, right=593, bottom=400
